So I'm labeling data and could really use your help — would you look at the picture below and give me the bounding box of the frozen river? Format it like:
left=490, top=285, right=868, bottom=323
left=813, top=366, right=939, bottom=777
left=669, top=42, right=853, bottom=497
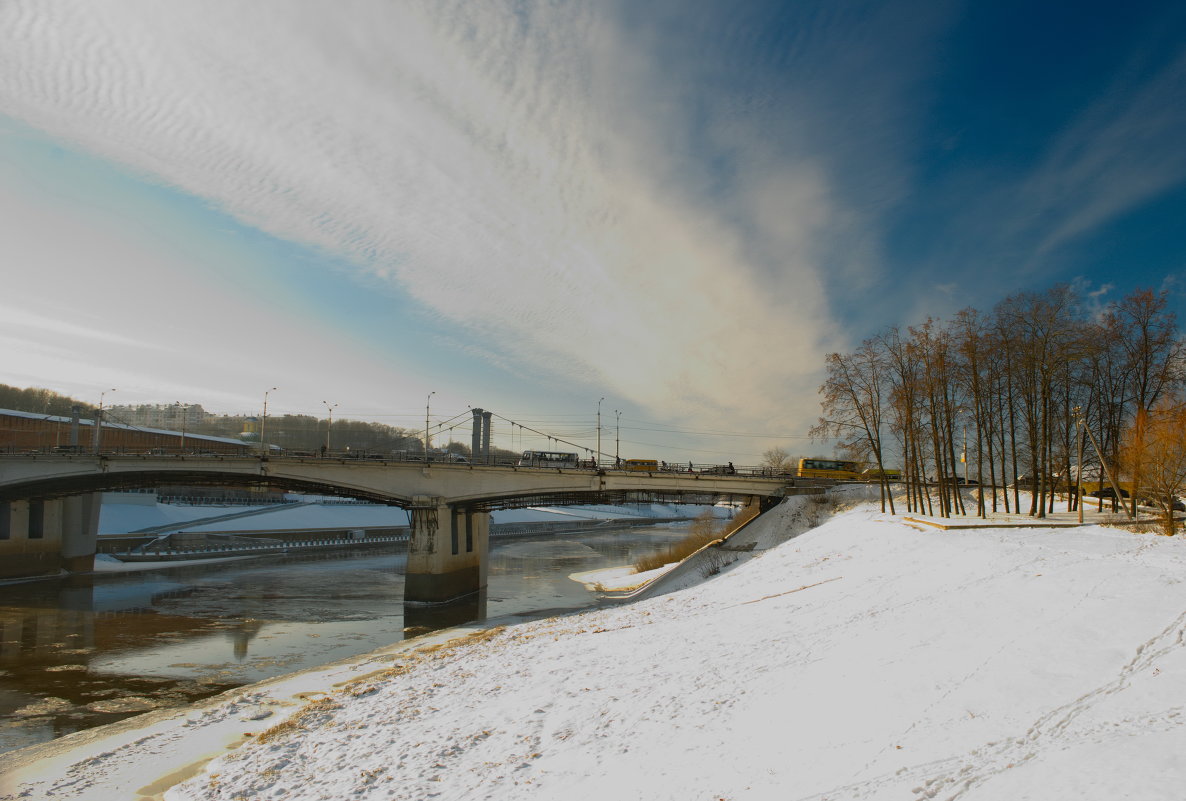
left=0, top=522, right=692, bottom=755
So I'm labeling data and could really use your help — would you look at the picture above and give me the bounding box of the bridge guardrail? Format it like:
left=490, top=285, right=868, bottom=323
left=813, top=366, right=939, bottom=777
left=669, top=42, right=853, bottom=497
left=2, top=448, right=796, bottom=479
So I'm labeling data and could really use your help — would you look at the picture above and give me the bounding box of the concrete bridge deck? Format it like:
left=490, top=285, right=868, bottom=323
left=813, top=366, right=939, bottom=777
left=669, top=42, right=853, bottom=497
left=0, top=453, right=792, bottom=507
left=0, top=454, right=797, bottom=600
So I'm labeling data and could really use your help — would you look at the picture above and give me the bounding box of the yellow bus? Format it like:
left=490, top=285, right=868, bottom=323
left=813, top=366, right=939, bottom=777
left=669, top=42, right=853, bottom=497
left=623, top=458, right=659, bottom=471
left=797, top=458, right=861, bottom=480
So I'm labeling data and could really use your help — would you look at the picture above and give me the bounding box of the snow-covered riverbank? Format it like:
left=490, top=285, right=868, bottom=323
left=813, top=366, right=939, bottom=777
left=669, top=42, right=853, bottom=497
left=5, top=496, right=1185, bottom=800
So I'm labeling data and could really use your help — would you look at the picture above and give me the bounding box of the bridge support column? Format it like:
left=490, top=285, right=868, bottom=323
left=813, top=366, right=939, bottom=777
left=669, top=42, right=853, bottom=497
left=405, top=497, right=490, bottom=604
left=61, top=493, right=101, bottom=573
left=0, top=495, right=100, bottom=579
left=471, top=409, right=484, bottom=462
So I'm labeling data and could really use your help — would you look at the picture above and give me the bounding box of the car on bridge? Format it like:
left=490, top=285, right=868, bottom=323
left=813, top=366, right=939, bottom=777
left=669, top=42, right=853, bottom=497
left=700, top=463, right=736, bottom=475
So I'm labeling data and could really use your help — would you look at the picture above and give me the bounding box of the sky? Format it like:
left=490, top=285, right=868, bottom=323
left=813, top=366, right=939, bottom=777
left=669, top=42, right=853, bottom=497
left=6, top=492, right=1186, bottom=799
left=2, top=0, right=1185, bottom=464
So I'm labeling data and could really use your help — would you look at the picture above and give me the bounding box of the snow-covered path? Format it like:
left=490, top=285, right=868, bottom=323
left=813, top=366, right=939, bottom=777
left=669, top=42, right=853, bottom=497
left=6, top=500, right=1186, bottom=800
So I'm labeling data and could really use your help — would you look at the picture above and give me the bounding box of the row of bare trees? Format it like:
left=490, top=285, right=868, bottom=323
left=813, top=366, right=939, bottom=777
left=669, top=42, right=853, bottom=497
left=813, top=285, right=1184, bottom=521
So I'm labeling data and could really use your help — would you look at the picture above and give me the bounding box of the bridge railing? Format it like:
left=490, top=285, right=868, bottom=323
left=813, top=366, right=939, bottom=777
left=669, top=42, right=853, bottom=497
left=2, top=448, right=792, bottom=479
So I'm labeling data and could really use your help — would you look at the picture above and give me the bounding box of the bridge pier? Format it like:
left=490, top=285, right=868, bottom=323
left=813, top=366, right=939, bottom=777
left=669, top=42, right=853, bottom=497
left=404, top=496, right=490, bottom=604
left=61, top=494, right=101, bottom=573
left=0, top=493, right=101, bottom=579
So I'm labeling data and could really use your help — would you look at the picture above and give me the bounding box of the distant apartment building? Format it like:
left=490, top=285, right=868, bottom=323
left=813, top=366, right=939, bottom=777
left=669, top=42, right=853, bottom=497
left=106, top=403, right=207, bottom=429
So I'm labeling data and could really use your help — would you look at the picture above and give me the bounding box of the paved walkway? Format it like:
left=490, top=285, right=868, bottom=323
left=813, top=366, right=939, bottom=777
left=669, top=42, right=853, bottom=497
left=901, top=502, right=1143, bottom=530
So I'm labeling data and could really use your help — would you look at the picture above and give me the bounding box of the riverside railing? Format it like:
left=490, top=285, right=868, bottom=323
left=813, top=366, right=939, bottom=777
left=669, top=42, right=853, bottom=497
left=111, top=533, right=410, bottom=562
left=103, top=515, right=701, bottom=563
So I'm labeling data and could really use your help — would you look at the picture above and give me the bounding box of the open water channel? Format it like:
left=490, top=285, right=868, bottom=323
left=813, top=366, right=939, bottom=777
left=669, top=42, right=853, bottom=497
left=0, top=522, right=692, bottom=756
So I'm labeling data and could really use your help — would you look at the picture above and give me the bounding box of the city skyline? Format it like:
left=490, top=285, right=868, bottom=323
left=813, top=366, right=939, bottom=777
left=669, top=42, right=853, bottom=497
left=2, top=0, right=1185, bottom=462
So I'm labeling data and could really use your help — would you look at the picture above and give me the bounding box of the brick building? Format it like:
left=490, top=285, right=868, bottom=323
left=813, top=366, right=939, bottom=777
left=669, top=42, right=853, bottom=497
left=0, top=408, right=251, bottom=454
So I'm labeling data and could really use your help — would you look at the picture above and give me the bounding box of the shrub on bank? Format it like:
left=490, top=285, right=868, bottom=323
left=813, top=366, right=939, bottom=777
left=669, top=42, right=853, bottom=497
left=633, top=510, right=724, bottom=573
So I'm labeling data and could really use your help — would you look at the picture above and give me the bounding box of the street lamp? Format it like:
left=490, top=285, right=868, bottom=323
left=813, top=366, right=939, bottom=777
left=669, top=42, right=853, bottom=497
left=174, top=401, right=189, bottom=453
left=596, top=397, right=605, bottom=467
left=92, top=388, right=117, bottom=454
left=614, top=409, right=621, bottom=465
left=425, top=391, right=436, bottom=459
left=260, top=387, right=277, bottom=456
left=322, top=400, right=338, bottom=455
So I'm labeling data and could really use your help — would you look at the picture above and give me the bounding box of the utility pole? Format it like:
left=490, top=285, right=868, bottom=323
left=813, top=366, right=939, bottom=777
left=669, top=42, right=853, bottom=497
left=91, top=389, right=116, bottom=454
left=425, top=391, right=436, bottom=459
left=962, top=424, right=968, bottom=485
left=323, top=401, right=338, bottom=454
left=1076, top=416, right=1085, bottom=524
left=596, top=397, right=605, bottom=467
left=614, top=409, right=621, bottom=465
left=1073, top=406, right=1133, bottom=519
left=260, top=387, right=277, bottom=456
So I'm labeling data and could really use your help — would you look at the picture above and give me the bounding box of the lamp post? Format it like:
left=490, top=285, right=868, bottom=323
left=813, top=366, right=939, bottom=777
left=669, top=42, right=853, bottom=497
left=614, top=409, right=621, bottom=465
left=260, top=387, right=277, bottom=456
left=425, top=391, right=436, bottom=459
left=322, top=401, right=338, bottom=455
left=91, top=388, right=116, bottom=454
left=174, top=401, right=189, bottom=453
left=596, top=397, right=605, bottom=467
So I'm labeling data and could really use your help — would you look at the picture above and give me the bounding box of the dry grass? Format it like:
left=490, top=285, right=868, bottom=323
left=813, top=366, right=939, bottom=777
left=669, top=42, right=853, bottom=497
left=633, top=510, right=724, bottom=573
left=255, top=697, right=341, bottom=744
left=412, top=625, right=506, bottom=656
left=1102, top=517, right=1179, bottom=536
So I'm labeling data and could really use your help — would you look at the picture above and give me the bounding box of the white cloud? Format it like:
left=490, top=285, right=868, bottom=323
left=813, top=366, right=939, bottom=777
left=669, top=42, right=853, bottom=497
left=0, top=0, right=865, bottom=435
left=0, top=168, right=442, bottom=422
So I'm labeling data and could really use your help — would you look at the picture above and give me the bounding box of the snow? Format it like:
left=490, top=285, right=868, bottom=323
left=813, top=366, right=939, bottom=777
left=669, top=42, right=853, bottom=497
left=86, top=499, right=714, bottom=576
left=90, top=553, right=262, bottom=572
left=569, top=563, right=675, bottom=591
left=97, top=500, right=711, bottom=536
left=5, top=497, right=1186, bottom=800
left=98, top=502, right=274, bottom=535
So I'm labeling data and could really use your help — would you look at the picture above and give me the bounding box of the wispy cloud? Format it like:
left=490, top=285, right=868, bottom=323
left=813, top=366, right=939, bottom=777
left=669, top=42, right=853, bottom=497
left=0, top=305, right=163, bottom=351
left=1023, top=48, right=1186, bottom=254
left=0, top=0, right=885, bottom=433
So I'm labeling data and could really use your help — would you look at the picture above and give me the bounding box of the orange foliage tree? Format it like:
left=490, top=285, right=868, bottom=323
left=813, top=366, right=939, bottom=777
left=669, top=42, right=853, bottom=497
left=1120, top=401, right=1186, bottom=535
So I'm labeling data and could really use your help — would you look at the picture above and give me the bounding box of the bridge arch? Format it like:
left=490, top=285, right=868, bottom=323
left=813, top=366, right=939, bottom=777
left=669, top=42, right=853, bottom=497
left=0, top=470, right=411, bottom=507
left=0, top=455, right=795, bottom=592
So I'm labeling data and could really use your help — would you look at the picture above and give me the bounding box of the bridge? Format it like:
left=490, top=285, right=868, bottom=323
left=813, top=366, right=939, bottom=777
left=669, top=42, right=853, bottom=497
left=0, top=453, right=797, bottom=601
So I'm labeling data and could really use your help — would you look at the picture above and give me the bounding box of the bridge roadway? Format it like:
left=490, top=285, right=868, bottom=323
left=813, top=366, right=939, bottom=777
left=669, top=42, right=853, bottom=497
left=0, top=454, right=795, bottom=601
left=0, top=453, right=791, bottom=506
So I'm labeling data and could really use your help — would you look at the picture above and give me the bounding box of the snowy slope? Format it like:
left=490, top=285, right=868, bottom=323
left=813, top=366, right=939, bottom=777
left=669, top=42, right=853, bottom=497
left=158, top=504, right=1186, bottom=801
left=7, top=501, right=1185, bottom=800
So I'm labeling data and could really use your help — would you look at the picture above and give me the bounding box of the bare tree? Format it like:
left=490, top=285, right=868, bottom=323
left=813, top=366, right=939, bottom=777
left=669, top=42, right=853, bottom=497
left=761, top=446, right=795, bottom=474
left=813, top=283, right=1182, bottom=524
left=1111, top=289, right=1185, bottom=515
left=813, top=337, right=896, bottom=513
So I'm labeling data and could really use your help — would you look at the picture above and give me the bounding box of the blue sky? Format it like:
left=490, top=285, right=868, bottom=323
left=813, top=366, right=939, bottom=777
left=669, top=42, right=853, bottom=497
left=1, top=0, right=1184, bottom=463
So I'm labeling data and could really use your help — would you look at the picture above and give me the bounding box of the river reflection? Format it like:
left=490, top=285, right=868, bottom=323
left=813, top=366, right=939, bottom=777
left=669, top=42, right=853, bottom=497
left=0, top=522, right=690, bottom=755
